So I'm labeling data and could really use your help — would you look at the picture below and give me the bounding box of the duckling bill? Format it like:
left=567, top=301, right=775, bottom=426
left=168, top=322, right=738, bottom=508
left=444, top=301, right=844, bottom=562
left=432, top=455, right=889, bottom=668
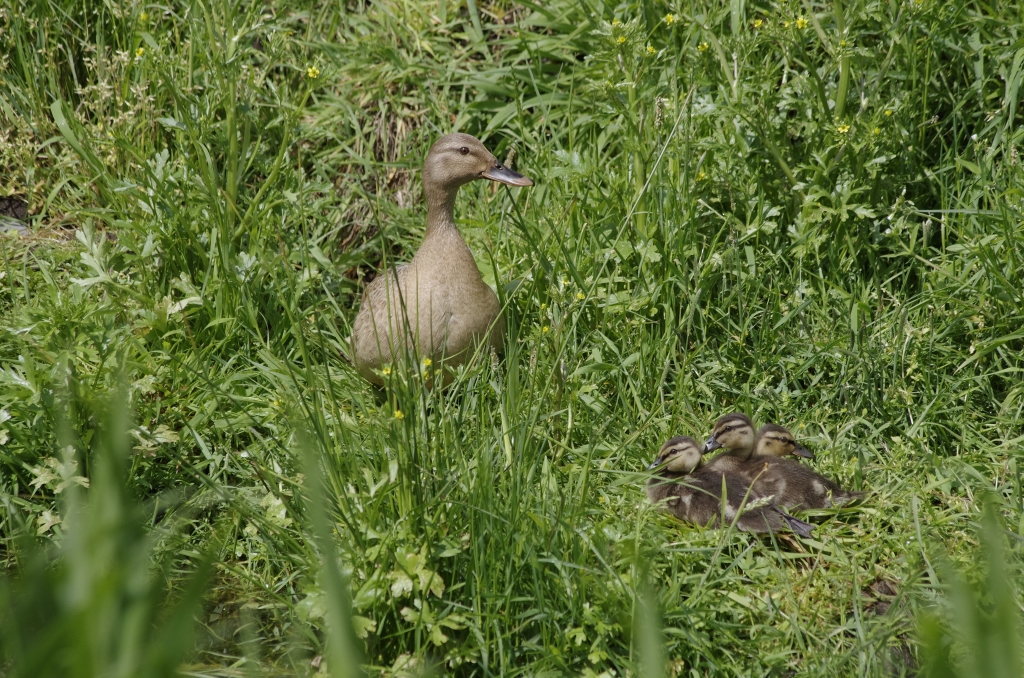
left=646, top=436, right=814, bottom=537
left=351, top=133, right=533, bottom=386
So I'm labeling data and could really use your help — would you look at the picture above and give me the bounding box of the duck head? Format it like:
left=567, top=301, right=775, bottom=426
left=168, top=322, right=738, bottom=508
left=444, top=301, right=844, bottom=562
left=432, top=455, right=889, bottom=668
left=702, top=412, right=756, bottom=457
left=648, top=436, right=704, bottom=474
left=423, top=133, right=533, bottom=192
left=753, top=424, right=814, bottom=459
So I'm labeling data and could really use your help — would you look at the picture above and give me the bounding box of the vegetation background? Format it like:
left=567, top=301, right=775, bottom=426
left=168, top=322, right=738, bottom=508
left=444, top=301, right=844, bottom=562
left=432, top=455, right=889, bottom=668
left=1, top=0, right=1023, bottom=675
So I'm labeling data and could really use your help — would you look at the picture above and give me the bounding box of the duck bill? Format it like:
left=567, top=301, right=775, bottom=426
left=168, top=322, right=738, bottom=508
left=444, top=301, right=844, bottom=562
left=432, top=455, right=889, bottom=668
left=482, top=164, right=533, bottom=187
left=793, top=444, right=815, bottom=459
left=647, top=459, right=665, bottom=471
left=702, top=436, right=721, bottom=453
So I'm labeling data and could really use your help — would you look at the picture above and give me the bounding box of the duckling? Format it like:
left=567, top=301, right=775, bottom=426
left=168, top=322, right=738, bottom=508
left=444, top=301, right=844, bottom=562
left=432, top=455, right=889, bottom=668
left=351, top=133, right=533, bottom=386
left=736, top=424, right=863, bottom=511
left=647, top=436, right=814, bottom=537
left=700, top=412, right=757, bottom=474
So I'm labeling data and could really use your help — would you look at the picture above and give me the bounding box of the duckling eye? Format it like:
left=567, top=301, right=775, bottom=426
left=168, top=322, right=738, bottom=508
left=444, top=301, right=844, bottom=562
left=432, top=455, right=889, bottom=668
left=459, top=146, right=470, bottom=155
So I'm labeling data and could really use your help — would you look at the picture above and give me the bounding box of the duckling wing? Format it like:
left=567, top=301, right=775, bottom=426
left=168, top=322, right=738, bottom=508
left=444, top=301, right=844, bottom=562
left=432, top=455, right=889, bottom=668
left=649, top=472, right=810, bottom=536
left=645, top=477, right=682, bottom=507
left=648, top=474, right=725, bottom=528
left=707, top=469, right=810, bottom=536
left=675, top=470, right=784, bottom=534
left=746, top=458, right=860, bottom=511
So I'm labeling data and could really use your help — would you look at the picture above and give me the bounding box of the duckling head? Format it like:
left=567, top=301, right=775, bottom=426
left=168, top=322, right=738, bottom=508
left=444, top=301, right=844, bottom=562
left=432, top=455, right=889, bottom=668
left=753, top=424, right=815, bottom=459
left=423, top=133, right=533, bottom=192
left=648, top=436, right=703, bottom=474
left=702, top=412, right=755, bottom=457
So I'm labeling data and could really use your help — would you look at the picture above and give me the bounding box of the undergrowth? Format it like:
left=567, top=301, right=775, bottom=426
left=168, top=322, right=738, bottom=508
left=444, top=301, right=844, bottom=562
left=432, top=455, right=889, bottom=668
left=1, top=0, right=1023, bottom=675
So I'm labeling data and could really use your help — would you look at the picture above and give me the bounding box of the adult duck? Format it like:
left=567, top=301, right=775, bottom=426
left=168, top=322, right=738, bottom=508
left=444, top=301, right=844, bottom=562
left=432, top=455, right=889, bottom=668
left=351, top=133, right=532, bottom=385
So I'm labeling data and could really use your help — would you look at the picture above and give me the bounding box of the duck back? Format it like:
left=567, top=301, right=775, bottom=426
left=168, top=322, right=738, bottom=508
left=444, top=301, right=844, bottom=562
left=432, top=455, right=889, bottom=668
left=648, top=469, right=813, bottom=537
left=738, top=458, right=863, bottom=511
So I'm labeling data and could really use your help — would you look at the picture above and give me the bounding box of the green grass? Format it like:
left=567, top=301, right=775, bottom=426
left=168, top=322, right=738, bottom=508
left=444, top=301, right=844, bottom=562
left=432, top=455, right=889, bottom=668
left=1, top=0, right=1023, bottom=675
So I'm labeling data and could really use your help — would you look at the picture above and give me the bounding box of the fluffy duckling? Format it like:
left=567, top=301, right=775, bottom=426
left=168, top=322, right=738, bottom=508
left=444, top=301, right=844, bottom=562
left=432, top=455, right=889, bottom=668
left=646, top=436, right=814, bottom=537
left=736, top=424, right=863, bottom=511
left=351, top=133, right=533, bottom=386
left=700, top=412, right=758, bottom=473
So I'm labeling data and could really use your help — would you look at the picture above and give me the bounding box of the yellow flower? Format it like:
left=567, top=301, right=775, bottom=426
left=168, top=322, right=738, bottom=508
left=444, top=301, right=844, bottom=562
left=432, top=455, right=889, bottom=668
left=753, top=19, right=763, bottom=28
left=135, top=47, right=145, bottom=57
left=837, top=124, right=850, bottom=134
left=617, top=35, right=626, bottom=44
left=393, top=410, right=404, bottom=420
left=540, top=303, right=547, bottom=311
left=140, top=11, right=148, bottom=21
left=381, top=366, right=392, bottom=376
left=873, top=127, right=881, bottom=134
left=542, top=325, right=550, bottom=334
left=884, top=109, right=893, bottom=116
left=306, top=65, right=320, bottom=79
left=647, top=44, right=656, bottom=54
left=783, top=20, right=790, bottom=28
left=612, top=19, right=621, bottom=26
left=697, top=42, right=709, bottom=52
left=696, top=170, right=707, bottom=181
left=576, top=292, right=585, bottom=300
left=422, top=358, right=432, bottom=368
left=839, top=39, right=847, bottom=47
left=664, top=13, right=675, bottom=25
left=795, top=17, right=808, bottom=29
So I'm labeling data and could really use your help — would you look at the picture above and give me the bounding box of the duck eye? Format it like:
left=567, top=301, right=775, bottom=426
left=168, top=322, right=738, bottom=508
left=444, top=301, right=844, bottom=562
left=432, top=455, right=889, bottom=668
left=459, top=146, right=469, bottom=155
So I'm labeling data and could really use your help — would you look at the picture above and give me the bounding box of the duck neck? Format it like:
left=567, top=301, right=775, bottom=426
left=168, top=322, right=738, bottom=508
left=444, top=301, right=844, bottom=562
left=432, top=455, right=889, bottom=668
left=424, top=182, right=460, bottom=239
